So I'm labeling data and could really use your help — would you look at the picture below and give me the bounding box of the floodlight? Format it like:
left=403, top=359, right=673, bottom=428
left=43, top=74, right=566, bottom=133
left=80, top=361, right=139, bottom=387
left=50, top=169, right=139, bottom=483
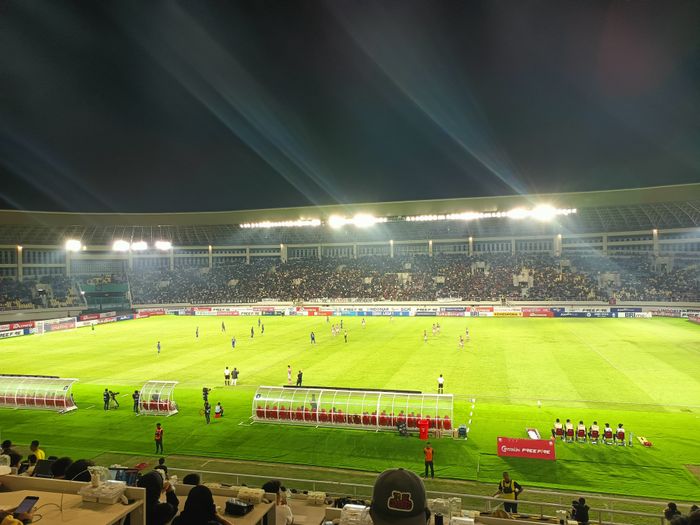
left=65, top=239, right=82, bottom=252
left=328, top=215, right=346, bottom=229
left=506, top=208, right=528, bottom=220
left=155, top=240, right=172, bottom=251
left=352, top=214, right=376, bottom=228
left=531, top=205, right=557, bottom=221
left=112, top=240, right=130, bottom=252
left=131, top=241, right=148, bottom=251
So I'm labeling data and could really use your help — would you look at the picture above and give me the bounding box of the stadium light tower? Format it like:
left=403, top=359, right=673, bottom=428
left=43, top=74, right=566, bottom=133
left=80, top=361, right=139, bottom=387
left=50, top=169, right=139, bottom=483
left=131, top=241, right=148, bottom=251
left=155, top=240, right=172, bottom=251
left=112, top=240, right=130, bottom=252
left=507, top=208, right=529, bottom=220
left=353, top=213, right=385, bottom=228
left=531, top=205, right=557, bottom=221
left=65, top=239, right=82, bottom=252
left=328, top=215, right=346, bottom=229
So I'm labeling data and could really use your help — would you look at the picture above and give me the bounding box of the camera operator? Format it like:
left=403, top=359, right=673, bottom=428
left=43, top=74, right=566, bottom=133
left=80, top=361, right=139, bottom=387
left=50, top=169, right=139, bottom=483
left=109, top=390, right=120, bottom=409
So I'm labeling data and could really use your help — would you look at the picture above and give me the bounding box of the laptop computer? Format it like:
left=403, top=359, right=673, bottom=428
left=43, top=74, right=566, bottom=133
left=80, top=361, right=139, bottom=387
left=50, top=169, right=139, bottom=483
left=108, top=467, right=140, bottom=486
left=33, top=459, right=55, bottom=478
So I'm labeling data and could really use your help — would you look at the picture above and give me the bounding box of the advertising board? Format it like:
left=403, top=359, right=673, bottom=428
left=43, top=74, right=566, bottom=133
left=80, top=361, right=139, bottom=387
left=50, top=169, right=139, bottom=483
left=0, top=321, right=35, bottom=331
left=0, top=329, right=25, bottom=339
left=522, top=308, right=554, bottom=318
left=497, top=437, right=556, bottom=460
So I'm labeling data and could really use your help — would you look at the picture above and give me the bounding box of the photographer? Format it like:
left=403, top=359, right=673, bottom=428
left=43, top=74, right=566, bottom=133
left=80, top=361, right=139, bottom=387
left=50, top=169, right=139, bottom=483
left=109, top=390, right=120, bottom=408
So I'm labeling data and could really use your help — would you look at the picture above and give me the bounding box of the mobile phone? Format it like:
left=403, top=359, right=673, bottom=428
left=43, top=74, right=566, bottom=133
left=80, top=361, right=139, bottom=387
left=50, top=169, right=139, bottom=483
left=14, top=495, right=39, bottom=516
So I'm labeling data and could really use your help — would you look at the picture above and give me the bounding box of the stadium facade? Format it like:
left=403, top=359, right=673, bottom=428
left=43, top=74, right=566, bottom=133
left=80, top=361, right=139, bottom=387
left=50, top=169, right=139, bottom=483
left=0, top=184, right=698, bottom=280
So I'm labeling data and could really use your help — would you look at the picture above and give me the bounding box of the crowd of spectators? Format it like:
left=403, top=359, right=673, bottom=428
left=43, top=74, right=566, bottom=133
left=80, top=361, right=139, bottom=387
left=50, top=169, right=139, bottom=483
left=0, top=276, right=81, bottom=311
left=0, top=254, right=697, bottom=309
left=125, top=254, right=700, bottom=304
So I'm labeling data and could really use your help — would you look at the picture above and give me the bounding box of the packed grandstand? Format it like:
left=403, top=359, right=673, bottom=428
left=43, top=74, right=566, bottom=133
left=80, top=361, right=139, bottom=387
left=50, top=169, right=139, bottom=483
left=0, top=185, right=698, bottom=310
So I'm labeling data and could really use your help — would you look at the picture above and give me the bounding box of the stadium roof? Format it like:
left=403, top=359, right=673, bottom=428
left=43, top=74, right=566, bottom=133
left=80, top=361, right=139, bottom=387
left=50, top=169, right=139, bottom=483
left=0, top=184, right=699, bottom=246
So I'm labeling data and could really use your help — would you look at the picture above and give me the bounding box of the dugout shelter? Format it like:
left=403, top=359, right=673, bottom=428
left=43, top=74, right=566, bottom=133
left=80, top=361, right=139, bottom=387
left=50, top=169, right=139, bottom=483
left=0, top=375, right=78, bottom=413
left=252, top=386, right=453, bottom=433
left=139, top=380, right=179, bottom=416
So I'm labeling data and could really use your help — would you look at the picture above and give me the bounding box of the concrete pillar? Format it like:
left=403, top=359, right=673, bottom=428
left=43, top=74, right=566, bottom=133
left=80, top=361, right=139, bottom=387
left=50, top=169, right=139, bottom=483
left=353, top=244, right=357, bottom=259
left=602, top=234, right=608, bottom=255
left=554, top=234, right=562, bottom=257
left=652, top=229, right=659, bottom=257
left=246, top=247, right=250, bottom=264
left=169, top=249, right=174, bottom=270
left=65, top=250, right=71, bottom=277
left=17, top=245, right=23, bottom=281
left=428, top=240, right=433, bottom=257
left=468, top=237, right=473, bottom=256
left=280, top=244, right=288, bottom=263
left=318, top=245, right=322, bottom=260
left=511, top=239, right=516, bottom=255
left=208, top=245, right=213, bottom=268
left=390, top=240, right=394, bottom=258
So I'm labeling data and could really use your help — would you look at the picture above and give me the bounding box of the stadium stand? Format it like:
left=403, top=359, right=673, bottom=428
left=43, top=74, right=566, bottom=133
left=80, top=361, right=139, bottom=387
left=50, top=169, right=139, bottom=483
left=0, top=185, right=698, bottom=308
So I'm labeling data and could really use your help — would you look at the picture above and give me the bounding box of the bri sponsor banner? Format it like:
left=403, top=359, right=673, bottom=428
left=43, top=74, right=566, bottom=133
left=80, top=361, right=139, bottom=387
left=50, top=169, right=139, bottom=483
left=689, top=314, right=700, bottom=325
left=611, top=307, right=642, bottom=313
left=0, top=329, right=25, bottom=339
left=621, top=312, right=652, bottom=318
left=0, top=321, right=35, bottom=331
left=415, top=309, right=438, bottom=316
left=216, top=311, right=240, bottom=316
left=497, top=437, right=556, bottom=460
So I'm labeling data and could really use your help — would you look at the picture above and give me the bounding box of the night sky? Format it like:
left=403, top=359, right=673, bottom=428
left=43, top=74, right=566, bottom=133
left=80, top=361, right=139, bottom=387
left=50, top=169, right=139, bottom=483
left=1, top=1, right=699, bottom=213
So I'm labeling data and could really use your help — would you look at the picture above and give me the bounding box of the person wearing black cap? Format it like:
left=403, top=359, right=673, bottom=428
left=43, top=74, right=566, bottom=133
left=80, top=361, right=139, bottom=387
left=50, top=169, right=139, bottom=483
left=370, top=468, right=430, bottom=525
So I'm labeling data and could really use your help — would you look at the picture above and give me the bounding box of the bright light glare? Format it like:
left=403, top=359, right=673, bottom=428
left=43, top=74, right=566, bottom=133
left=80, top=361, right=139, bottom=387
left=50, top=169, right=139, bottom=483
left=352, top=214, right=385, bottom=228
left=327, top=214, right=386, bottom=228
left=531, top=205, right=557, bottom=221
left=328, top=215, right=346, bottom=229
left=131, top=241, right=148, bottom=251
left=240, top=219, right=321, bottom=229
left=507, top=208, right=529, bottom=220
left=155, top=240, right=172, bottom=251
left=65, top=239, right=82, bottom=252
left=405, top=206, right=577, bottom=223
left=112, top=240, right=130, bottom=252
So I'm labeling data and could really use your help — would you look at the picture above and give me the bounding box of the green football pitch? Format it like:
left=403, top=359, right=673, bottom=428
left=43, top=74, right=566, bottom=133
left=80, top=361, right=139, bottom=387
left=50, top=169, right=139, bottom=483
left=1, top=316, right=699, bottom=500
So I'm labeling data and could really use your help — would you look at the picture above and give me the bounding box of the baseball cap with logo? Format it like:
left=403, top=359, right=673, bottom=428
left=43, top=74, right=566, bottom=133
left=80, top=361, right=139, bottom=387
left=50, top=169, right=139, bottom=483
left=370, top=468, right=428, bottom=525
